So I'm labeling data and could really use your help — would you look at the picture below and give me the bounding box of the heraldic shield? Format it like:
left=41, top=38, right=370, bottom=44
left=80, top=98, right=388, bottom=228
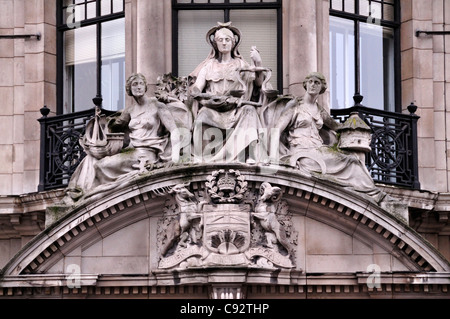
left=201, top=169, right=253, bottom=266
left=157, top=169, right=296, bottom=270
left=203, top=204, right=252, bottom=256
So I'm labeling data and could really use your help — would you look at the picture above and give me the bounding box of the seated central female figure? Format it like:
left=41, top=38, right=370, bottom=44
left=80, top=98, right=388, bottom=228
left=190, top=22, right=268, bottom=164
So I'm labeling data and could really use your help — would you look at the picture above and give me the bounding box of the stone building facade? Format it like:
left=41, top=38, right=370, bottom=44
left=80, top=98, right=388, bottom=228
left=0, top=0, right=449, bottom=299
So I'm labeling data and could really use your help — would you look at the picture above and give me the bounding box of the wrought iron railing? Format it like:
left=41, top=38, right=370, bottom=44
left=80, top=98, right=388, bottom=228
left=38, top=106, right=116, bottom=192
left=38, top=104, right=421, bottom=191
left=331, top=103, right=420, bottom=189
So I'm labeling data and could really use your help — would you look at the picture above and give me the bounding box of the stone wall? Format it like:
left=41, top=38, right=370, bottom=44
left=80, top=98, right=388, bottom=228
left=0, top=0, right=56, bottom=195
left=401, top=0, right=450, bottom=192
left=283, top=0, right=330, bottom=110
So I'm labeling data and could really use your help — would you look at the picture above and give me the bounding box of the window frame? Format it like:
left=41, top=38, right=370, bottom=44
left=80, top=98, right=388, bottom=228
left=171, top=0, right=283, bottom=93
left=56, top=0, right=125, bottom=115
left=329, top=0, right=401, bottom=112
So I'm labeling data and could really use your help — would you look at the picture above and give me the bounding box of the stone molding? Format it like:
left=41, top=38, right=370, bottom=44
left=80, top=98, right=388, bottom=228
left=381, top=185, right=450, bottom=237
left=0, top=190, right=64, bottom=215
left=0, top=272, right=449, bottom=299
left=0, top=190, right=64, bottom=239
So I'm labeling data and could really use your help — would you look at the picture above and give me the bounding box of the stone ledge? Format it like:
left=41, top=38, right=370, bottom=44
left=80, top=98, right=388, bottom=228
left=379, top=184, right=445, bottom=212
left=0, top=274, right=98, bottom=288
left=0, top=189, right=65, bottom=215
left=0, top=272, right=449, bottom=299
left=380, top=185, right=450, bottom=236
left=0, top=189, right=64, bottom=240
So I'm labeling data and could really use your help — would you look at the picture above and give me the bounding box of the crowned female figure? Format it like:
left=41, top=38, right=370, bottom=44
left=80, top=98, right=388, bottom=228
left=190, top=22, right=273, bottom=164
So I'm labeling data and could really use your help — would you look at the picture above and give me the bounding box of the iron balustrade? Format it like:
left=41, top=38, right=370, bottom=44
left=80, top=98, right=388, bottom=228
left=38, top=107, right=116, bottom=192
left=38, top=105, right=421, bottom=191
left=331, top=104, right=420, bottom=189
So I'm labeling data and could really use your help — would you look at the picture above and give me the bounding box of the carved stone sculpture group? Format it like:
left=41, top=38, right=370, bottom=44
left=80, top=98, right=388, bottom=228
left=65, top=21, right=386, bottom=207
left=59, top=21, right=403, bottom=270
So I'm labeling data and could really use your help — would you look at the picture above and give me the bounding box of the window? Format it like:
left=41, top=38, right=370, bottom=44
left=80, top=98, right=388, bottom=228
left=172, top=0, right=282, bottom=92
left=329, top=0, right=400, bottom=112
left=57, top=0, right=125, bottom=114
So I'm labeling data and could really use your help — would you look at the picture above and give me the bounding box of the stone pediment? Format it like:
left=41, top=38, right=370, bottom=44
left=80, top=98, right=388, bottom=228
left=1, top=164, right=449, bottom=299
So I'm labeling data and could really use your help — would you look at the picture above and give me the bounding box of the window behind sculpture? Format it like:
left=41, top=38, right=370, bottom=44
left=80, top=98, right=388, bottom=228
left=172, top=0, right=282, bottom=92
left=58, top=0, right=126, bottom=114
left=329, top=0, right=400, bottom=112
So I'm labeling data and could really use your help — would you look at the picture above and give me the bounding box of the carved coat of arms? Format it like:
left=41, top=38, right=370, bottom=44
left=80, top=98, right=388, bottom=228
left=157, top=169, right=297, bottom=270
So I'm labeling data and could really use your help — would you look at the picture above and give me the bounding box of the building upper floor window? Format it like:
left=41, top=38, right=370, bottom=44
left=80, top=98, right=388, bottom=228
left=57, top=0, right=125, bottom=114
left=329, top=0, right=400, bottom=112
left=172, top=0, right=282, bottom=92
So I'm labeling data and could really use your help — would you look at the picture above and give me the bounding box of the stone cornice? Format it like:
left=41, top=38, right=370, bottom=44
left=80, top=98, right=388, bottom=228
left=0, top=190, right=65, bottom=240
left=0, top=272, right=448, bottom=298
left=0, top=190, right=65, bottom=215
left=380, top=184, right=450, bottom=213
left=379, top=185, right=450, bottom=235
left=0, top=274, right=98, bottom=288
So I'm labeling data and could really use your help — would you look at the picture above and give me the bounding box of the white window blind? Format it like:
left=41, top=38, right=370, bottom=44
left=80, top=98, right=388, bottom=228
left=178, top=10, right=224, bottom=77
left=177, top=9, right=278, bottom=89
left=65, top=25, right=97, bottom=66
left=360, top=23, right=395, bottom=111
left=329, top=15, right=395, bottom=111
left=230, top=9, right=278, bottom=90
left=64, top=17, right=125, bottom=113
left=102, top=18, right=126, bottom=61
left=65, top=18, right=125, bottom=66
left=329, top=16, right=355, bottom=109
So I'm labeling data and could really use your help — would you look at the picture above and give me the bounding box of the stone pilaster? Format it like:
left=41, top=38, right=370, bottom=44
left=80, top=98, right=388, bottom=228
left=283, top=0, right=330, bottom=110
left=135, top=0, right=172, bottom=95
left=402, top=0, right=442, bottom=192
left=0, top=0, right=16, bottom=195
left=0, top=0, right=56, bottom=195
left=22, top=0, right=57, bottom=194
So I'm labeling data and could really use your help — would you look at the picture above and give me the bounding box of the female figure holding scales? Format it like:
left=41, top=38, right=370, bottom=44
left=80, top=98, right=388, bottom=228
left=190, top=22, right=270, bottom=164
